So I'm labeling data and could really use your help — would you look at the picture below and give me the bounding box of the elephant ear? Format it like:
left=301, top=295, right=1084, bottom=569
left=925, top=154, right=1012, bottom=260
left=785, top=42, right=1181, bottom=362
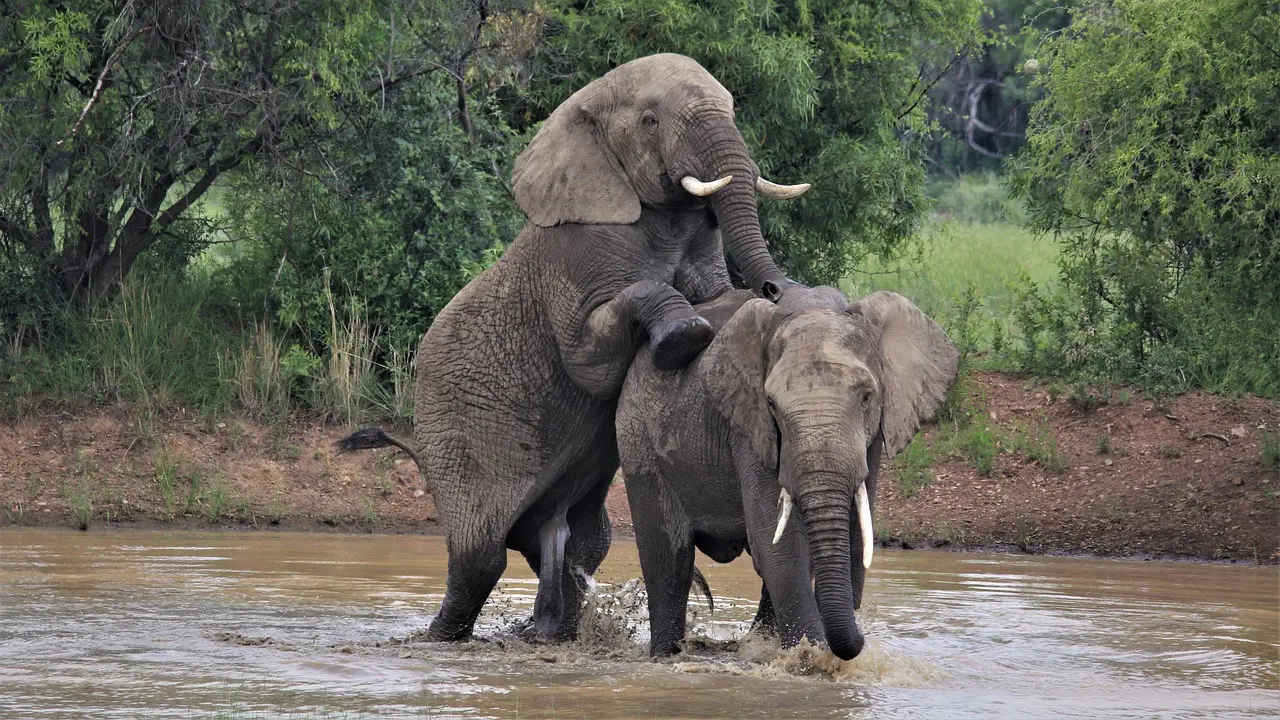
left=512, top=88, right=640, bottom=227
left=849, top=291, right=960, bottom=458
left=699, top=298, right=779, bottom=469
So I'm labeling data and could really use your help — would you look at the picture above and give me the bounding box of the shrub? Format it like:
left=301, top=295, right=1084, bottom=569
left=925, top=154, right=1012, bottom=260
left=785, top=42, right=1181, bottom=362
left=1011, top=0, right=1280, bottom=399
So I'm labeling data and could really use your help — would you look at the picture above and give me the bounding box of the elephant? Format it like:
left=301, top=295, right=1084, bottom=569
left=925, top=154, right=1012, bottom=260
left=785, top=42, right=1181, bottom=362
left=336, top=53, right=810, bottom=645
left=614, top=287, right=959, bottom=659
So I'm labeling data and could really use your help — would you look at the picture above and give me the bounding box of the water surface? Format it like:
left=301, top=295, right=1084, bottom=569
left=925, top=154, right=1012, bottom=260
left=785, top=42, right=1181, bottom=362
left=1, top=528, right=1276, bottom=718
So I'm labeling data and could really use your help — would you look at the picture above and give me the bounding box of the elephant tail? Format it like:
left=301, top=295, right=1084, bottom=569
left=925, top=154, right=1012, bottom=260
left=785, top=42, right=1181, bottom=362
left=691, top=565, right=715, bottom=614
left=334, top=428, right=423, bottom=471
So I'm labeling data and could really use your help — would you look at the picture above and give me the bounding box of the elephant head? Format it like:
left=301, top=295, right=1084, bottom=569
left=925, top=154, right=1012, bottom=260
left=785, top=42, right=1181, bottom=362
left=701, top=289, right=959, bottom=659
left=511, top=53, right=806, bottom=299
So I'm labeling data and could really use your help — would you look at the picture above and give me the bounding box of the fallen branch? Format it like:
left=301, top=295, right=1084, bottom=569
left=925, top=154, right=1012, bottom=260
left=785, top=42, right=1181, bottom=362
left=1191, top=432, right=1230, bottom=445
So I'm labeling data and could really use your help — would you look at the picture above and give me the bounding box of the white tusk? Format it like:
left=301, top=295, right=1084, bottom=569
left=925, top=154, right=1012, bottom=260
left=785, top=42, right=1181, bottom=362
left=856, top=482, right=874, bottom=569
left=771, top=488, right=793, bottom=544
left=756, top=176, right=811, bottom=199
left=680, top=174, right=733, bottom=196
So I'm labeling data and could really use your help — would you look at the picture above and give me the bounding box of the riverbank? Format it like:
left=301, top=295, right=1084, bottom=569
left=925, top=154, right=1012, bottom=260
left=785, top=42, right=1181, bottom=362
left=2, top=372, right=1276, bottom=563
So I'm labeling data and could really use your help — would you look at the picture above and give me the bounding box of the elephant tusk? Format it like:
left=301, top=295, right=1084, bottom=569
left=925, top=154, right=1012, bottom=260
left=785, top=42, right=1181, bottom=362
left=756, top=176, right=811, bottom=199
left=680, top=174, right=733, bottom=196
left=772, top=488, right=793, bottom=544
left=856, top=482, right=874, bottom=569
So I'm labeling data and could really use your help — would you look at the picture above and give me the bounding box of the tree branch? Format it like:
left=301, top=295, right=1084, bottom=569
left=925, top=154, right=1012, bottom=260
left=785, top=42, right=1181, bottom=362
left=0, top=214, right=36, bottom=249
left=154, top=138, right=261, bottom=232
left=896, top=52, right=967, bottom=122
left=58, top=24, right=154, bottom=146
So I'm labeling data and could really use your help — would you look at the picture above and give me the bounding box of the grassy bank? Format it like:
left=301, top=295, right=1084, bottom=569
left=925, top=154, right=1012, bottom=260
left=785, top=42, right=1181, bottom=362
left=1, top=276, right=413, bottom=427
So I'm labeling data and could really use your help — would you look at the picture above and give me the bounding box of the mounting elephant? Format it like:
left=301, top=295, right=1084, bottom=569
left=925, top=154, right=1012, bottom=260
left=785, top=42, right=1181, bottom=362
left=336, top=53, right=810, bottom=644
left=615, top=287, right=958, bottom=659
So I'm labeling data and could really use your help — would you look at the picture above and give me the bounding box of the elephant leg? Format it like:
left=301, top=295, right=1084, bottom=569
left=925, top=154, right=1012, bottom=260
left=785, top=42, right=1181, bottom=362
left=428, top=534, right=508, bottom=642
left=563, top=280, right=713, bottom=396
left=627, top=281, right=717, bottom=372
left=749, top=581, right=778, bottom=637
left=738, top=463, right=822, bottom=649
left=624, top=467, right=694, bottom=656
left=532, top=506, right=571, bottom=642
left=551, top=475, right=613, bottom=638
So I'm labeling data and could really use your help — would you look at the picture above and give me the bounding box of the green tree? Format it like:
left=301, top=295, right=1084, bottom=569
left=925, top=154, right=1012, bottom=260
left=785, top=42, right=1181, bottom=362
left=530, top=0, right=987, bottom=285
left=0, top=0, right=389, bottom=308
left=220, top=0, right=533, bottom=354
left=224, top=75, right=524, bottom=356
left=1011, top=0, right=1280, bottom=394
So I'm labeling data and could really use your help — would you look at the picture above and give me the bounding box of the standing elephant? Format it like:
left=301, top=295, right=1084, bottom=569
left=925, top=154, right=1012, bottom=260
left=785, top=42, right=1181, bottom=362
left=615, top=287, right=958, bottom=659
left=337, top=54, right=809, bottom=644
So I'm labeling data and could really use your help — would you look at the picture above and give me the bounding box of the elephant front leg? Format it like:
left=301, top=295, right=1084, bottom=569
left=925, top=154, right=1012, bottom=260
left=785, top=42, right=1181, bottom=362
left=623, top=467, right=695, bottom=657
left=738, top=459, right=823, bottom=649
left=565, top=281, right=714, bottom=396
left=749, top=581, right=777, bottom=637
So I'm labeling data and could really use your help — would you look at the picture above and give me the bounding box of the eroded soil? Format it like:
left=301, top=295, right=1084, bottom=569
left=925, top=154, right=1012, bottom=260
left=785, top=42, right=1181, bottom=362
left=2, top=372, right=1276, bottom=562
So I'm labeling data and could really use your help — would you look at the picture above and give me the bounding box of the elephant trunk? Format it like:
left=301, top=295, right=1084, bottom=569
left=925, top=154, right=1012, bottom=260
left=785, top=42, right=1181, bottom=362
left=686, top=114, right=788, bottom=297
left=796, top=478, right=865, bottom=661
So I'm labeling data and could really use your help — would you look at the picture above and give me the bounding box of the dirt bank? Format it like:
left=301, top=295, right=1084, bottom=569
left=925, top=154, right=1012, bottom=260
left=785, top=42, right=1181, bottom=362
left=2, top=373, right=1276, bottom=562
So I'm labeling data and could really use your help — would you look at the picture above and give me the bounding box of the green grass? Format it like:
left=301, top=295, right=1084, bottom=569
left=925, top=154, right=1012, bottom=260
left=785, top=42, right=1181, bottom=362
left=895, top=439, right=935, bottom=498
left=1, top=275, right=413, bottom=425
left=155, top=452, right=180, bottom=518
left=1261, top=431, right=1280, bottom=471
left=842, top=220, right=1060, bottom=358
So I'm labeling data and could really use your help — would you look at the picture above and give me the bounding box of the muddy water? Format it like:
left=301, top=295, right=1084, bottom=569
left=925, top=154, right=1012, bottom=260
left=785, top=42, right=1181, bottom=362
left=0, top=529, right=1276, bottom=719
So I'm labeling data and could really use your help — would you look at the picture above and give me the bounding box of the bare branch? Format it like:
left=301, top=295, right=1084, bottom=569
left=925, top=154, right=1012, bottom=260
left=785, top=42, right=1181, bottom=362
left=58, top=24, right=155, bottom=146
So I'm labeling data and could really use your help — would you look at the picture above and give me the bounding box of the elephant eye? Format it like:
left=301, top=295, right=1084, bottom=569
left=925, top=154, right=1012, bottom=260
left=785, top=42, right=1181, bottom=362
left=861, top=390, right=873, bottom=406
left=641, top=110, right=659, bottom=129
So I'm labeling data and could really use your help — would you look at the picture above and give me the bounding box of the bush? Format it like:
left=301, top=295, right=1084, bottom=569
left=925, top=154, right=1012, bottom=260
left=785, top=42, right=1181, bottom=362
left=223, top=75, right=522, bottom=360
left=1011, top=0, right=1280, bottom=398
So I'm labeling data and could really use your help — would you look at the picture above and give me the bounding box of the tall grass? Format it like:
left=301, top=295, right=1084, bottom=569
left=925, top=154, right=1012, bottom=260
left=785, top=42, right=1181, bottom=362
left=320, top=268, right=383, bottom=424
left=1, top=275, right=414, bottom=425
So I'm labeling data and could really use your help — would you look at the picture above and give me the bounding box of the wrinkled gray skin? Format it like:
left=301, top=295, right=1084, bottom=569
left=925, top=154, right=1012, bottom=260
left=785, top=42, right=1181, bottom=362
left=616, top=287, right=958, bottom=659
left=341, top=54, right=803, bottom=645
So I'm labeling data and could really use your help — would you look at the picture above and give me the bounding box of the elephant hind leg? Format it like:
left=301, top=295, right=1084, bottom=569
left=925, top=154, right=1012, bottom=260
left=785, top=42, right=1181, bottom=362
left=428, top=536, right=508, bottom=642
left=532, top=506, right=571, bottom=643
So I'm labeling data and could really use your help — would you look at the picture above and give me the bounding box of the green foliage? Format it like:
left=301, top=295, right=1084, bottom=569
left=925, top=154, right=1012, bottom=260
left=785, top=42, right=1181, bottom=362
left=64, top=477, right=92, bottom=531
left=845, top=202, right=1059, bottom=364
left=928, top=174, right=1029, bottom=225
left=224, top=74, right=523, bottom=358
left=924, top=0, right=1075, bottom=174
left=155, top=452, right=180, bottom=518
left=1, top=0, right=393, bottom=305
left=958, top=420, right=1000, bottom=476
left=1261, top=431, right=1280, bottom=472
left=1011, top=0, right=1280, bottom=398
left=536, top=0, right=987, bottom=284
left=895, top=440, right=937, bottom=498
left=1007, top=420, right=1068, bottom=473
left=1, top=276, right=233, bottom=413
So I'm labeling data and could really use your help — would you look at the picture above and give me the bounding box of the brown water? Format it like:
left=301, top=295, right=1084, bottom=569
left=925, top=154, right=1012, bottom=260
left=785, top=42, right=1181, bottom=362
left=0, top=529, right=1276, bottom=719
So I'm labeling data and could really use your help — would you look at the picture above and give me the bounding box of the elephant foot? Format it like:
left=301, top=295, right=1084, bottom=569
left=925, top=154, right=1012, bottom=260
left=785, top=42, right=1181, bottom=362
left=651, top=315, right=715, bottom=371
left=424, top=619, right=473, bottom=643
left=511, top=616, right=574, bottom=644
